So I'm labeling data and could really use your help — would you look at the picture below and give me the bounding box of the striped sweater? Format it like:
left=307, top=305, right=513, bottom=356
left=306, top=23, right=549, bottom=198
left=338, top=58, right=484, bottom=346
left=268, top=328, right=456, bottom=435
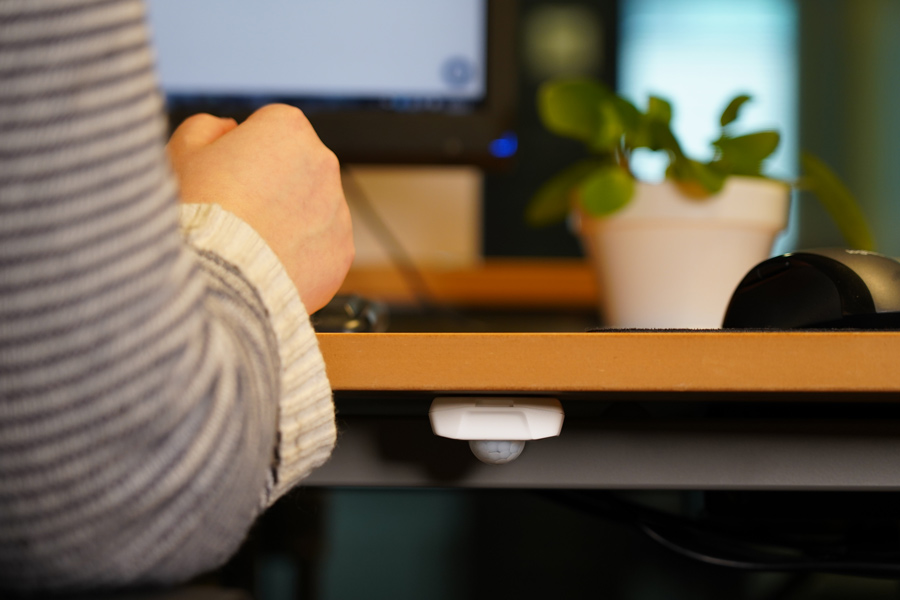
left=0, top=0, right=336, bottom=592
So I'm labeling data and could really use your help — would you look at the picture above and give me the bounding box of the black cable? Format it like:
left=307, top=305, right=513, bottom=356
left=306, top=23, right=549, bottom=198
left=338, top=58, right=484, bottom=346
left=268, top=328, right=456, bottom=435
left=340, top=167, right=436, bottom=308
left=340, top=167, right=492, bottom=329
left=540, top=490, right=900, bottom=579
left=639, top=520, right=900, bottom=577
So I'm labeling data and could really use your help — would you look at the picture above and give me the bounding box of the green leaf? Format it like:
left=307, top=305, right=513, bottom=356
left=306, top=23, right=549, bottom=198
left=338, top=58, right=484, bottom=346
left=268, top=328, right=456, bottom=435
left=612, top=95, right=642, bottom=132
left=526, top=159, right=605, bottom=226
left=576, top=166, right=635, bottom=216
left=646, top=120, right=684, bottom=156
left=647, top=96, right=673, bottom=125
left=668, top=158, right=727, bottom=198
left=590, top=101, right=626, bottom=152
left=800, top=153, right=875, bottom=251
left=537, top=78, right=614, bottom=147
left=713, top=131, right=780, bottom=176
left=720, top=94, right=752, bottom=127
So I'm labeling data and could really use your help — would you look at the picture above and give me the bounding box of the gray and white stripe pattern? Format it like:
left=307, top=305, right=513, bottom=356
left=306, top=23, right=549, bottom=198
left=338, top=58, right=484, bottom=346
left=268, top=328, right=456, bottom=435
left=1, top=0, right=281, bottom=591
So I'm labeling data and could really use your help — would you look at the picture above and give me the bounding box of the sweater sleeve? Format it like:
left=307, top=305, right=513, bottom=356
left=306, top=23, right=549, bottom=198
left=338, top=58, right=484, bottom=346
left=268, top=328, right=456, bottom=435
left=178, top=203, right=337, bottom=503
left=0, top=0, right=334, bottom=592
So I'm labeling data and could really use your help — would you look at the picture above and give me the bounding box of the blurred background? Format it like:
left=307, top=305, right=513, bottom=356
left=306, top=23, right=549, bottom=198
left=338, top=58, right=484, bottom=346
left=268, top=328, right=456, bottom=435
left=483, top=0, right=900, bottom=259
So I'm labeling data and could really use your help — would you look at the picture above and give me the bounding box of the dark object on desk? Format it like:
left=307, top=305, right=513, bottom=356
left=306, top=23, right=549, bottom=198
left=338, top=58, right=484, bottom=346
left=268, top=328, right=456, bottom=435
left=312, top=294, right=389, bottom=333
left=722, top=248, right=900, bottom=329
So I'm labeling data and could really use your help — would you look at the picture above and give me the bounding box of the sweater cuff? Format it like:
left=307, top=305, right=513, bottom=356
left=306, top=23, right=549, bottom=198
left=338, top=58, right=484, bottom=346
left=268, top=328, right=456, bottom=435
left=178, top=203, right=337, bottom=504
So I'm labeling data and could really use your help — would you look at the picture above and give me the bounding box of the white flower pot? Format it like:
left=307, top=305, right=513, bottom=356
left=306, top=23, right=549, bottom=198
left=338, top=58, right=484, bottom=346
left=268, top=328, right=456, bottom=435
left=577, top=176, right=790, bottom=329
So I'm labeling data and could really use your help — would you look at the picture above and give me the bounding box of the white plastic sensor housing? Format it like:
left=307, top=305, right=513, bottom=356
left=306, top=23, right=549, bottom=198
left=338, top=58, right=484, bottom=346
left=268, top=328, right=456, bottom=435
left=429, top=397, right=564, bottom=441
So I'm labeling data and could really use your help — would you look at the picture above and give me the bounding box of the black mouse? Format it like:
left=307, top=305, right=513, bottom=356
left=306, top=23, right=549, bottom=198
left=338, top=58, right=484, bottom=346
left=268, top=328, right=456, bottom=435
left=722, top=248, right=900, bottom=329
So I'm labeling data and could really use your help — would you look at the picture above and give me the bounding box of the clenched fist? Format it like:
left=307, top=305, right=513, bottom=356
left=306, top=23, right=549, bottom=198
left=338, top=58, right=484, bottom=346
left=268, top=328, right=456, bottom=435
left=167, top=104, right=354, bottom=313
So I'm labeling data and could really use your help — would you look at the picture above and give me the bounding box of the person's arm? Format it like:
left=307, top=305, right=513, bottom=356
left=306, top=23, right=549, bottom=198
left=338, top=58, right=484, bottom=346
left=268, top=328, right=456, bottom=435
left=0, top=0, right=351, bottom=592
left=169, top=103, right=355, bottom=500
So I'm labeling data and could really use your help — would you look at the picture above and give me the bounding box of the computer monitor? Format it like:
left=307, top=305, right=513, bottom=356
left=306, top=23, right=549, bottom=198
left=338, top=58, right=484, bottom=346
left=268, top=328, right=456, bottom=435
left=146, top=0, right=517, bottom=168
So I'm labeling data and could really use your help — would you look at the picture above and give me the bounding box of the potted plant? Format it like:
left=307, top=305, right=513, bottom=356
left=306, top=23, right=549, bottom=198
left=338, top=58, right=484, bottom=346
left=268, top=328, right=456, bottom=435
left=526, top=78, right=874, bottom=328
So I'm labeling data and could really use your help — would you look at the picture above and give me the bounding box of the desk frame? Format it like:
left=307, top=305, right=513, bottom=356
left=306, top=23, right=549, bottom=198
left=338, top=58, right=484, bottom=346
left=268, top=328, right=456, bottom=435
left=308, top=332, right=900, bottom=489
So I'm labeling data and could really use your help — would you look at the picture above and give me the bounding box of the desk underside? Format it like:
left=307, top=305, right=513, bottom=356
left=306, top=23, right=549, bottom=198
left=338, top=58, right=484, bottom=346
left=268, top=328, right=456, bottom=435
left=309, top=332, right=900, bottom=490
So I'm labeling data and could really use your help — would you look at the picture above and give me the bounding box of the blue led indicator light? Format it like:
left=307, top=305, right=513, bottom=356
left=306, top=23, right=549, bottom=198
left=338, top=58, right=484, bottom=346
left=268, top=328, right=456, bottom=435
left=489, top=132, right=518, bottom=158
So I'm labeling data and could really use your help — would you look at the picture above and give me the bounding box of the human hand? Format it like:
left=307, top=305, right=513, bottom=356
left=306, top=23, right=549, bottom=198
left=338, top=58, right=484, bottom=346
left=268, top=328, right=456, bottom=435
left=167, top=104, right=354, bottom=313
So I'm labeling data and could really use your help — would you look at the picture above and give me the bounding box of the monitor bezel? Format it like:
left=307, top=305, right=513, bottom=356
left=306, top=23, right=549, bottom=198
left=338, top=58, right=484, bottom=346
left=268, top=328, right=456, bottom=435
left=163, top=0, right=517, bottom=169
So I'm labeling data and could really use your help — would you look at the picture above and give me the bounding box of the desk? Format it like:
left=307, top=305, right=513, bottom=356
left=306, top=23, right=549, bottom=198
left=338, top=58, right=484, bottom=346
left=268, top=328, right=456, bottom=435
left=306, top=331, right=900, bottom=490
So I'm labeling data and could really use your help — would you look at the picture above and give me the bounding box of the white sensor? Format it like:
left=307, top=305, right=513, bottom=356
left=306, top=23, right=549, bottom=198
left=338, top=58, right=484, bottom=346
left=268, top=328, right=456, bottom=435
left=429, top=397, right=564, bottom=464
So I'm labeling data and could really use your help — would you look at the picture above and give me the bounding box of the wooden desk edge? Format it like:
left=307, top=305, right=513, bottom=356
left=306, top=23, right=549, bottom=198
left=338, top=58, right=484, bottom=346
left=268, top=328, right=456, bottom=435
left=317, top=331, right=900, bottom=394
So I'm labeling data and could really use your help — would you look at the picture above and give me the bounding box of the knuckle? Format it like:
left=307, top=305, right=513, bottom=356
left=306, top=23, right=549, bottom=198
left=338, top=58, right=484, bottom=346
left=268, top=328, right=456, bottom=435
left=182, top=112, right=216, bottom=125
left=179, top=112, right=222, bottom=133
left=321, top=146, right=341, bottom=173
left=257, top=103, right=309, bottom=128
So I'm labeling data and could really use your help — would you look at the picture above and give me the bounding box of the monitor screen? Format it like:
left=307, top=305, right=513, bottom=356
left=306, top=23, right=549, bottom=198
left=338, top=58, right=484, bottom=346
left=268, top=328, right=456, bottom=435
left=146, top=0, right=517, bottom=167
